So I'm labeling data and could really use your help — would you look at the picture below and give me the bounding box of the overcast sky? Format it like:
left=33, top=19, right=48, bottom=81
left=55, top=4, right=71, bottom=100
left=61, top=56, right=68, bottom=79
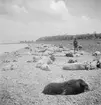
left=0, top=0, right=101, bottom=42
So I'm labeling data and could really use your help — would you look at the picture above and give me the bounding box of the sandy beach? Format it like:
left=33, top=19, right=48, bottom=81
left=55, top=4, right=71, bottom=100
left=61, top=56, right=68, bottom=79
left=0, top=43, right=101, bottom=105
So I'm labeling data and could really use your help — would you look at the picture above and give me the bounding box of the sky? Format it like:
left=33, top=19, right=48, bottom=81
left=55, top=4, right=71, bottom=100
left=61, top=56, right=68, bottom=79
left=0, top=0, right=101, bottom=42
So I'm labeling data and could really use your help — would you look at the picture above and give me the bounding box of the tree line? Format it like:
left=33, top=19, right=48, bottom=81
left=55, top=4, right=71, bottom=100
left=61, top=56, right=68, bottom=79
left=36, top=32, right=101, bottom=41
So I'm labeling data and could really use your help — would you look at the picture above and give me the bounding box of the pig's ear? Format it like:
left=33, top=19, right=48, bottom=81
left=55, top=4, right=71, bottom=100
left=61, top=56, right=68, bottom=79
left=79, top=80, right=86, bottom=87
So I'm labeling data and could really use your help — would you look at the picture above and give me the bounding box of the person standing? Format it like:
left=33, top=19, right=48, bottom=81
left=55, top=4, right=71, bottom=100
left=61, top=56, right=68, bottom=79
left=73, top=38, right=78, bottom=54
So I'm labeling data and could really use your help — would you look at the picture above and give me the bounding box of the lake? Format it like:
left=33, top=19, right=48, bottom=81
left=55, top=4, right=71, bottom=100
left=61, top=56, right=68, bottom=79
left=0, top=43, right=27, bottom=54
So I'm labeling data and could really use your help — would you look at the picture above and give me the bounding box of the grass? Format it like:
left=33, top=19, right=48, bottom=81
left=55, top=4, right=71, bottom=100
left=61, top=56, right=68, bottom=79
left=0, top=39, right=101, bottom=105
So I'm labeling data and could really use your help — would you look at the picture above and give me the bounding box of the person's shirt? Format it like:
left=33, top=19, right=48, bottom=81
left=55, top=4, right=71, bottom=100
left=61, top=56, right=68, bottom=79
left=73, top=39, right=78, bottom=47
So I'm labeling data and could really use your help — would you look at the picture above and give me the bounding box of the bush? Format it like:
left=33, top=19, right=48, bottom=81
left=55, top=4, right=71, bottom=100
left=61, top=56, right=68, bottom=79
left=50, top=55, right=55, bottom=61
left=25, top=47, right=30, bottom=49
left=65, top=53, right=73, bottom=57
left=59, top=44, right=63, bottom=48
left=68, top=59, right=77, bottom=63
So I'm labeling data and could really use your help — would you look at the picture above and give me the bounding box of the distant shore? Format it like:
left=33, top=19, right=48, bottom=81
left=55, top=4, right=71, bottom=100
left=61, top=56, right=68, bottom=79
left=0, top=42, right=35, bottom=45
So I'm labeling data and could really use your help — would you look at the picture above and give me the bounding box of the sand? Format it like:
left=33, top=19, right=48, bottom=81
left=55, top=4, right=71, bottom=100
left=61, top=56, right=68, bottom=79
left=0, top=43, right=101, bottom=105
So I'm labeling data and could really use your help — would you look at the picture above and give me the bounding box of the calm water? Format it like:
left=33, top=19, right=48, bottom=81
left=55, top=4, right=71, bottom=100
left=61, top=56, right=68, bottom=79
left=0, top=43, right=27, bottom=54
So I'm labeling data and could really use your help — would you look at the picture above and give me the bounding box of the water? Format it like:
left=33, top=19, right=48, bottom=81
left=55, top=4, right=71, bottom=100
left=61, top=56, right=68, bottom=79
left=0, top=43, right=27, bottom=54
